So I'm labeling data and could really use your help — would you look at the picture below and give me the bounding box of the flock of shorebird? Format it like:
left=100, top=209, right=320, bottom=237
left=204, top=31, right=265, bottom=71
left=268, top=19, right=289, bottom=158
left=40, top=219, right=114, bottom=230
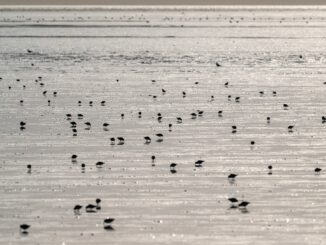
left=4, top=51, right=324, bottom=235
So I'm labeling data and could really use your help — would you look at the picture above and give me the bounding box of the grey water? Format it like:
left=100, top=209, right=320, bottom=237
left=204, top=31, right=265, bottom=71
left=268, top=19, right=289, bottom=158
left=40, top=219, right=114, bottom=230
left=1, top=6, right=326, bottom=244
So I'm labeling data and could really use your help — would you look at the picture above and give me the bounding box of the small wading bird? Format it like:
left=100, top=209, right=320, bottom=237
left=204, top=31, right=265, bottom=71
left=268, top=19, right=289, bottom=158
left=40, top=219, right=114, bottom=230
left=103, top=218, right=115, bottom=230
left=20, top=224, right=30, bottom=234
left=96, top=161, right=105, bottom=168
left=170, top=163, right=177, bottom=174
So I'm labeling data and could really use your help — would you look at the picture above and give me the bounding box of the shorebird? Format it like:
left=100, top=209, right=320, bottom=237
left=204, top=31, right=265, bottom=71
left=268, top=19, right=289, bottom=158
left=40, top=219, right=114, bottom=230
left=228, top=198, right=238, bottom=208
left=103, top=218, right=115, bottom=230
left=96, top=161, right=105, bottom=168
left=77, top=114, right=83, bottom=119
left=228, top=173, right=237, bottom=183
left=20, top=100, right=24, bottom=105
left=232, top=125, right=237, bottom=134
left=288, top=125, right=294, bottom=132
left=250, top=141, right=255, bottom=145
left=176, top=117, right=182, bottom=123
left=117, top=137, right=125, bottom=145
left=110, top=137, right=115, bottom=145
left=267, top=117, right=271, bottom=123
left=101, top=101, right=106, bottom=106
left=283, top=104, right=289, bottom=109
left=85, top=122, right=91, bottom=127
left=191, top=113, right=197, bottom=119
left=144, top=136, right=151, bottom=144
left=71, top=154, right=77, bottom=160
left=151, top=155, right=156, bottom=162
left=322, top=116, right=326, bottom=123
left=168, top=124, right=172, bottom=131
left=70, top=121, right=77, bottom=128
left=259, top=91, right=264, bottom=96
left=121, top=113, right=124, bottom=119
left=162, top=89, right=166, bottom=94
left=156, top=134, right=163, bottom=142
left=224, top=82, right=229, bottom=87
left=20, top=121, right=26, bottom=127
left=315, top=168, right=322, bottom=174
left=96, top=198, right=101, bottom=210
left=238, top=201, right=250, bottom=209
left=27, top=164, right=32, bottom=174
left=138, top=112, right=142, bottom=118
left=89, top=101, right=93, bottom=106
left=216, top=62, right=221, bottom=67
left=42, top=91, right=47, bottom=96
left=74, top=205, right=83, bottom=214
left=235, top=97, right=240, bottom=103
left=198, top=110, right=204, bottom=116
left=20, top=224, right=30, bottom=234
left=78, top=101, right=82, bottom=106
left=86, top=204, right=97, bottom=213
left=53, top=91, right=57, bottom=97
left=268, top=165, right=273, bottom=175
left=195, top=160, right=204, bottom=168
left=182, top=91, right=186, bottom=97
left=103, top=123, right=109, bottom=127
left=218, top=111, right=223, bottom=117
left=272, top=91, right=277, bottom=96
left=170, top=163, right=177, bottom=174
left=81, top=163, right=85, bottom=172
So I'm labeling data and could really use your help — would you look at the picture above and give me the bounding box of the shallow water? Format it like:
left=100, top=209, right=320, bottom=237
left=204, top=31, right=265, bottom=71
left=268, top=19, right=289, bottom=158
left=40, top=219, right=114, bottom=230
left=1, top=6, right=326, bottom=245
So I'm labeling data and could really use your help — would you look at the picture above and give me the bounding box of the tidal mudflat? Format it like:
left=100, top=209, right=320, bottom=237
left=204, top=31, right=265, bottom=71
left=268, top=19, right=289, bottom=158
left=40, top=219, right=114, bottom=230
left=1, top=6, right=326, bottom=244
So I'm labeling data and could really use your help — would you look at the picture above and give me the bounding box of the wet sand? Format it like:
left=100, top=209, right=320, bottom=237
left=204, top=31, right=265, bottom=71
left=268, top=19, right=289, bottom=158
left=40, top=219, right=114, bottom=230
left=1, top=6, right=326, bottom=244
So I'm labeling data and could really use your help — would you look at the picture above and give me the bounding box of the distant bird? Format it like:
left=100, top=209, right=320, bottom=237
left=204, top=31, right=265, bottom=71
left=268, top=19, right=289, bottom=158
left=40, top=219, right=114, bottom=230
left=144, top=136, right=151, bottom=144
left=238, top=201, right=250, bottom=209
left=20, top=224, right=30, bottom=234
left=103, top=218, right=115, bottom=224
left=288, top=125, right=294, bottom=132
left=191, top=113, right=197, bottom=119
left=66, top=114, right=72, bottom=119
left=267, top=117, right=271, bottom=123
left=162, top=89, right=166, bottom=94
left=322, top=116, right=326, bottom=123
left=78, top=101, right=82, bottom=106
left=151, top=155, right=156, bottom=162
left=27, top=164, right=32, bottom=173
left=70, top=121, right=77, bottom=128
left=195, top=160, right=204, bottom=168
left=86, top=204, right=97, bottom=213
left=117, top=137, right=125, bottom=145
left=228, top=197, right=238, bottom=208
left=89, top=101, right=93, bottom=106
left=74, top=205, right=83, bottom=214
left=283, top=104, right=289, bottom=109
left=110, top=138, right=115, bottom=145
left=170, top=163, right=177, bottom=173
left=96, top=161, right=105, bottom=168
left=77, top=114, right=83, bottom=119
left=121, top=114, right=124, bottom=119
left=101, top=101, right=106, bottom=106
left=272, top=91, right=277, bottom=96
left=20, top=100, right=24, bottom=105
left=85, top=122, right=91, bottom=127
left=103, top=123, right=109, bottom=127
left=224, top=82, right=229, bottom=87
left=176, top=117, right=182, bottom=123
left=71, top=154, right=77, bottom=160
left=259, top=91, right=264, bottom=96
left=216, top=62, right=221, bottom=67
left=53, top=91, right=57, bottom=97
left=228, top=174, right=237, bottom=182
left=96, top=198, right=101, bottom=210
left=232, top=125, right=237, bottom=134
left=235, top=97, right=240, bottom=103
left=315, top=168, right=322, bottom=174
left=268, top=165, right=273, bottom=175
left=138, top=112, right=142, bottom=118
left=27, top=49, right=33, bottom=53
left=197, top=110, right=204, bottom=116
left=182, top=91, right=186, bottom=97
left=250, top=141, right=255, bottom=145
left=42, top=91, right=47, bottom=96
left=168, top=124, right=172, bottom=131
left=218, top=111, right=223, bottom=117
left=20, top=121, right=26, bottom=127
left=103, top=218, right=115, bottom=230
